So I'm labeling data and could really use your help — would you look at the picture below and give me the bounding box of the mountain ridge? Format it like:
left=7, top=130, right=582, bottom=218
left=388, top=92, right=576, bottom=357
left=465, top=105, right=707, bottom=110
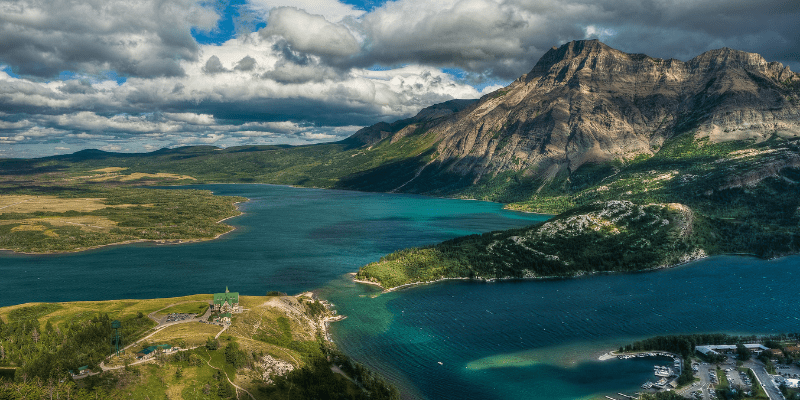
left=2, top=40, right=799, bottom=258
left=347, top=39, right=799, bottom=194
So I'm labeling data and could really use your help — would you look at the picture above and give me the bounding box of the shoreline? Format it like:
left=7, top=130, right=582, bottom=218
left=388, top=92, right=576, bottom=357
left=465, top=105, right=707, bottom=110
left=351, top=253, right=714, bottom=293
left=0, top=200, right=246, bottom=256
left=0, top=182, right=551, bottom=256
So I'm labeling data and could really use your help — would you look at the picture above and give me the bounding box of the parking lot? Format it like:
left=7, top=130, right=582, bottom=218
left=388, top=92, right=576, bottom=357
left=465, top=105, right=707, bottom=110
left=681, top=362, right=718, bottom=400
left=776, top=364, right=800, bottom=379
left=723, top=368, right=753, bottom=394
left=165, top=313, right=196, bottom=322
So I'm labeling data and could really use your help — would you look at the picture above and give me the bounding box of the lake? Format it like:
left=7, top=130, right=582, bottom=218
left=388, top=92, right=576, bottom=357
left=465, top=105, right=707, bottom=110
left=324, top=255, right=800, bottom=399
left=2, top=184, right=797, bottom=400
left=0, top=184, right=547, bottom=304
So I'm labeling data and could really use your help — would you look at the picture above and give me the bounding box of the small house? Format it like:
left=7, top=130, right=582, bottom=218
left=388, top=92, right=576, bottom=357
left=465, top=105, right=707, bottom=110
left=136, top=344, right=172, bottom=359
left=214, top=312, right=232, bottom=324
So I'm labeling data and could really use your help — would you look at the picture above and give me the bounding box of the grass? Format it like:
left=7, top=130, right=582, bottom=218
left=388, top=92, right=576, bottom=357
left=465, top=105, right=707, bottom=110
left=717, top=366, right=729, bottom=388
left=0, top=294, right=212, bottom=330
left=357, top=201, right=698, bottom=289
left=146, top=323, right=223, bottom=348
left=0, top=293, right=398, bottom=400
left=0, top=195, right=114, bottom=213
left=0, top=187, right=245, bottom=253
left=156, top=302, right=210, bottom=317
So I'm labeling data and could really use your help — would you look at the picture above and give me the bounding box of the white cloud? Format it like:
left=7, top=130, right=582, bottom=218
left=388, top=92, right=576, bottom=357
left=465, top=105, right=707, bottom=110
left=163, top=112, right=216, bottom=125
left=235, top=130, right=278, bottom=137
left=0, top=0, right=221, bottom=78
left=260, top=7, right=360, bottom=58
left=247, top=0, right=364, bottom=23
left=101, top=144, right=123, bottom=152
left=299, top=131, right=339, bottom=141
left=585, top=25, right=617, bottom=40
left=479, top=84, right=505, bottom=96
left=2, top=0, right=797, bottom=157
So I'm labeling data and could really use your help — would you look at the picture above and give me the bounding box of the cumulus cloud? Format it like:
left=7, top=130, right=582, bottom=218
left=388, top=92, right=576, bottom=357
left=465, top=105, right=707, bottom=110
left=244, top=0, right=798, bottom=79
left=202, top=55, right=229, bottom=74
left=1, top=0, right=798, bottom=157
left=234, top=56, right=257, bottom=71
left=247, top=0, right=364, bottom=23
left=347, top=0, right=800, bottom=78
left=0, top=0, right=220, bottom=78
left=260, top=7, right=360, bottom=58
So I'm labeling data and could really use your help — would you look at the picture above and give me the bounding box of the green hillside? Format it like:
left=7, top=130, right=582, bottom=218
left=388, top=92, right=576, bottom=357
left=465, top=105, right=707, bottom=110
left=356, top=200, right=703, bottom=289
left=2, top=130, right=799, bottom=258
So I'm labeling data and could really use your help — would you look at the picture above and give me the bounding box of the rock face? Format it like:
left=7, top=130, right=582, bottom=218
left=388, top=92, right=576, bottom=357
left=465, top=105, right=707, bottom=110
left=258, top=355, right=295, bottom=384
left=349, top=39, right=800, bottom=189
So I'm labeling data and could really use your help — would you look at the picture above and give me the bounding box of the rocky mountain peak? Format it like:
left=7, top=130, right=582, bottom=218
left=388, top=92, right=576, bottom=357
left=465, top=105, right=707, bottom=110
left=689, top=47, right=767, bottom=71
left=346, top=40, right=800, bottom=195
left=525, top=39, right=616, bottom=78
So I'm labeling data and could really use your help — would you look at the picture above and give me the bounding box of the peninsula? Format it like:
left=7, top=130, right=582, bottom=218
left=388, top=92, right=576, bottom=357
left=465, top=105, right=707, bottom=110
left=0, top=291, right=398, bottom=400
left=355, top=200, right=702, bottom=290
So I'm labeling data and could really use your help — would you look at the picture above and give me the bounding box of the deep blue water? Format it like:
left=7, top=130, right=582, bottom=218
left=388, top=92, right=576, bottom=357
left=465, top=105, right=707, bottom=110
left=325, top=255, right=800, bottom=399
left=0, top=184, right=547, bottom=305
left=2, top=184, right=798, bottom=400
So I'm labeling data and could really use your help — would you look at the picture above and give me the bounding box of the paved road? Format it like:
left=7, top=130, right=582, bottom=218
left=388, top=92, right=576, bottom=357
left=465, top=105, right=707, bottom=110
left=745, top=361, right=784, bottom=400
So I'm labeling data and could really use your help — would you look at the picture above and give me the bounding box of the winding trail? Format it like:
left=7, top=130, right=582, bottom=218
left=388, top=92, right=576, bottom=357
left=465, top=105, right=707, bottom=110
left=203, top=349, right=256, bottom=400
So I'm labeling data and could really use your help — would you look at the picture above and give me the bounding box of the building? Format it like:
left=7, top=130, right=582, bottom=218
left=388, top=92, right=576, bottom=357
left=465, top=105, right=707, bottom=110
left=136, top=344, right=172, bottom=359
left=213, top=287, right=240, bottom=313
left=696, top=344, right=769, bottom=357
left=769, top=348, right=784, bottom=357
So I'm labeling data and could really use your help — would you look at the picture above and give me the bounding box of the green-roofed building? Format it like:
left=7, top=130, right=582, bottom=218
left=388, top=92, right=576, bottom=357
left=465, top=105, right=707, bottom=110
left=212, top=286, right=240, bottom=313
left=136, top=344, right=173, bottom=359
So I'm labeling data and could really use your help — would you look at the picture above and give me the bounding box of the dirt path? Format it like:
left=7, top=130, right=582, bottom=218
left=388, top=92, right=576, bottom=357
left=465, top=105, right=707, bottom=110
left=203, top=349, right=256, bottom=400
left=0, top=198, right=32, bottom=211
left=215, top=324, right=229, bottom=339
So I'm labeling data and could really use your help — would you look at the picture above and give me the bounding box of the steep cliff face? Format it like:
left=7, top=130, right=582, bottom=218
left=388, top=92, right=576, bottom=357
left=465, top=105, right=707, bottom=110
left=352, top=39, right=800, bottom=190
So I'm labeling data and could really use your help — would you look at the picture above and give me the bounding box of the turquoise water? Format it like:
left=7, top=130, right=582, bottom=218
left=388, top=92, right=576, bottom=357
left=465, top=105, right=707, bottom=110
left=324, top=255, right=800, bottom=399
left=0, top=184, right=547, bottom=304
left=3, top=184, right=798, bottom=400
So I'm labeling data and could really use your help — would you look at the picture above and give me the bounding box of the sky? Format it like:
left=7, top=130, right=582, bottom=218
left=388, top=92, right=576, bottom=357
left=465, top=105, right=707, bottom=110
left=1, top=0, right=798, bottom=158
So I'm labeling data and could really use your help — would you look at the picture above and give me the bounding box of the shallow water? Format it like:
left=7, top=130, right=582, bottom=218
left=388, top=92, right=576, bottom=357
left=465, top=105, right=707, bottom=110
left=325, top=255, right=800, bottom=399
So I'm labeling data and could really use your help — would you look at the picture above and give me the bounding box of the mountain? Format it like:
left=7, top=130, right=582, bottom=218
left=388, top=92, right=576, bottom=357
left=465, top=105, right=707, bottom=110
left=3, top=40, right=800, bottom=258
left=344, top=39, right=799, bottom=195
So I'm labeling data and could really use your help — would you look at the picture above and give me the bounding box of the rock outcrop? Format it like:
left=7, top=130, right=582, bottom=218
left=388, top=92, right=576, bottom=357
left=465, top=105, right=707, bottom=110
left=349, top=39, right=800, bottom=190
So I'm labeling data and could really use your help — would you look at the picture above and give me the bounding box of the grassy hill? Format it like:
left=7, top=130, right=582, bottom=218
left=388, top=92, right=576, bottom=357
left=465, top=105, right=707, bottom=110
left=0, top=185, right=245, bottom=254
left=356, top=200, right=703, bottom=289
left=0, top=294, right=399, bottom=400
